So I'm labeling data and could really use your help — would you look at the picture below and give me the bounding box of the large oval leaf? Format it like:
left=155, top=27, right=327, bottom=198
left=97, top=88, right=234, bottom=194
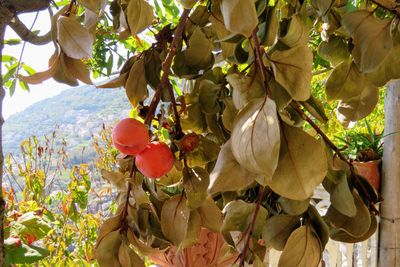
left=57, top=16, right=94, bottom=59
left=161, top=195, right=190, bottom=246
left=325, top=190, right=371, bottom=239
left=269, top=45, right=313, bottom=101
left=208, top=140, right=259, bottom=195
left=126, top=0, right=154, bottom=36
left=262, top=215, right=300, bottom=250
left=342, top=10, right=392, bottom=73
left=220, top=0, right=258, bottom=37
left=326, top=60, right=367, bottom=101
left=269, top=123, right=328, bottom=200
left=231, top=97, right=280, bottom=180
left=221, top=200, right=268, bottom=237
left=278, top=225, right=322, bottom=267
left=125, top=58, right=148, bottom=107
left=336, top=84, right=379, bottom=127
left=226, top=73, right=265, bottom=110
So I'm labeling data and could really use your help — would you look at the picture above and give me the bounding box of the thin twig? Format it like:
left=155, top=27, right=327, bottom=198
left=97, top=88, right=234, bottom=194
left=144, top=8, right=191, bottom=127
left=239, top=186, right=265, bottom=267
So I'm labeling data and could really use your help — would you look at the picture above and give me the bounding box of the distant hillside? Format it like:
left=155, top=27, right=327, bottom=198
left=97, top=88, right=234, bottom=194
left=4, top=85, right=132, bottom=159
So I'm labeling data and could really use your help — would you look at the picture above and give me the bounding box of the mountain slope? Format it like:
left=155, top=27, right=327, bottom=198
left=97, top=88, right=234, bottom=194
left=4, top=86, right=131, bottom=156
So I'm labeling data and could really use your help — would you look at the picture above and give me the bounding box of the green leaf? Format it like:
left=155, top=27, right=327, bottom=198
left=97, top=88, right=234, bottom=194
left=184, top=27, right=214, bottom=70
left=269, top=45, right=313, bottom=101
left=11, top=212, right=51, bottom=240
left=222, top=98, right=238, bottom=131
left=208, top=140, right=259, bottom=195
left=126, top=0, right=154, bottom=35
left=198, top=198, right=223, bottom=232
left=269, top=123, right=328, bottom=200
left=317, top=36, right=350, bottom=67
left=307, top=206, right=329, bottom=249
left=342, top=10, right=392, bottom=73
left=198, top=79, right=221, bottom=114
left=231, top=97, right=280, bottom=181
left=262, top=215, right=300, bottom=250
left=259, top=5, right=278, bottom=46
left=183, top=166, right=209, bottom=210
left=125, top=58, right=148, bottom=107
left=277, top=197, right=309, bottom=216
left=221, top=200, right=268, bottom=237
left=179, top=210, right=202, bottom=249
left=181, top=102, right=207, bottom=133
left=144, top=50, right=162, bottom=90
left=220, top=0, right=258, bottom=37
left=322, top=173, right=357, bottom=217
left=5, top=242, right=49, bottom=265
left=336, top=84, right=379, bottom=127
left=326, top=60, right=375, bottom=101
left=278, top=225, right=322, bottom=267
left=2, top=55, right=17, bottom=62
left=366, top=40, right=400, bottom=86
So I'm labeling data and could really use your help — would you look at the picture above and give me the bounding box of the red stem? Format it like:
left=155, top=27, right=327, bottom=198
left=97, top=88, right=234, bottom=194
left=239, top=186, right=265, bottom=267
left=144, top=9, right=191, bottom=127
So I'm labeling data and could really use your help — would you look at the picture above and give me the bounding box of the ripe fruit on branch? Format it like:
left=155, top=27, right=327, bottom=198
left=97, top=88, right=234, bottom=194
left=112, top=118, right=150, bottom=155
left=180, top=133, right=200, bottom=153
left=136, top=142, right=174, bottom=179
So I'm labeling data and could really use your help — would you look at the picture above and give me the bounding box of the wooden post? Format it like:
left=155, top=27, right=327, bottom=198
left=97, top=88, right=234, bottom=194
left=378, top=80, right=400, bottom=267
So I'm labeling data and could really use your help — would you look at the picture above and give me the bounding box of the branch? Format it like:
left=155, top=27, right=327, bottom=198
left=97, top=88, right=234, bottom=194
left=144, top=8, right=191, bottom=127
left=291, top=101, right=380, bottom=214
left=239, top=186, right=265, bottom=267
left=8, top=15, right=51, bottom=45
left=2, top=0, right=52, bottom=14
left=370, top=0, right=400, bottom=16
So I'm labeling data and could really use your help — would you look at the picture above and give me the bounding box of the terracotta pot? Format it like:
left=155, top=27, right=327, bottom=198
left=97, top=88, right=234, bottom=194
left=353, top=160, right=381, bottom=191
left=149, top=228, right=238, bottom=267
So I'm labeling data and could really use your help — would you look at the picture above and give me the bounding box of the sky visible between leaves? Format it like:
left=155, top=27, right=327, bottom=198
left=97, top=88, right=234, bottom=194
left=3, top=12, right=70, bottom=119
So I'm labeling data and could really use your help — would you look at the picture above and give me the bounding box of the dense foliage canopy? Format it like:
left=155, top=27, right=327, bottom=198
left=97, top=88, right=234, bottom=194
left=3, top=0, right=399, bottom=265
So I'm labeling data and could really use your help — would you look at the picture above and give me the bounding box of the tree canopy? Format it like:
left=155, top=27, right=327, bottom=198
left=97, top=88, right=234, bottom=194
left=1, top=0, right=398, bottom=266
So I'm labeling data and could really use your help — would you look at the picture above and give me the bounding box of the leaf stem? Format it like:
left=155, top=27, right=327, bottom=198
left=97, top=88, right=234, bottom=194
left=251, top=29, right=270, bottom=96
left=239, top=185, right=265, bottom=267
left=144, top=9, right=191, bottom=131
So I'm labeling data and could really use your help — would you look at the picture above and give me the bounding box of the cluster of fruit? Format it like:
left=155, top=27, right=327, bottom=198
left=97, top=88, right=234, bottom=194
left=112, top=118, right=174, bottom=178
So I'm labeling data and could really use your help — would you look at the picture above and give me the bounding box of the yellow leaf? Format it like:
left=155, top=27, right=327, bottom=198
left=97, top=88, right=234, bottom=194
left=124, top=58, right=148, bottom=107
left=126, top=0, right=154, bottom=36
left=269, top=45, right=313, bottom=101
left=57, top=16, right=94, bottom=59
left=268, top=123, right=328, bottom=200
left=220, top=0, right=258, bottom=37
left=231, top=97, right=280, bottom=180
left=342, top=10, right=392, bottom=73
left=278, top=225, right=322, bottom=267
